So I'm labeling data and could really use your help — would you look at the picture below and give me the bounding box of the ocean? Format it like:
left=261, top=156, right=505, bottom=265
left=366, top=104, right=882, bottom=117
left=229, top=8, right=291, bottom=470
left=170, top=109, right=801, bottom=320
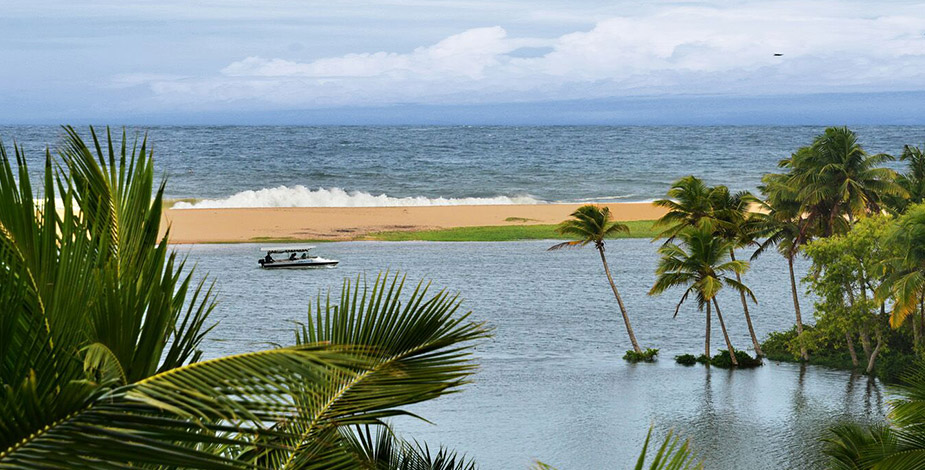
left=4, top=125, right=925, bottom=206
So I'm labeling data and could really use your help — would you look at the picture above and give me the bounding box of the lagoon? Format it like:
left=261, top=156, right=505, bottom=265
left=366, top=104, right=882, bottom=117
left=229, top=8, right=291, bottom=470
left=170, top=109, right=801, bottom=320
left=182, top=239, right=885, bottom=469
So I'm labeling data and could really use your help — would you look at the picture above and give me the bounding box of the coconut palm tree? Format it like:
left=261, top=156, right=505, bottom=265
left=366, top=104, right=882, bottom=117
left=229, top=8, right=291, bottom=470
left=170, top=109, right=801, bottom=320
left=0, top=127, right=488, bottom=468
left=653, top=175, right=716, bottom=242
left=753, top=173, right=812, bottom=361
left=549, top=205, right=642, bottom=354
left=783, top=126, right=904, bottom=237
left=887, top=144, right=925, bottom=215
left=649, top=220, right=756, bottom=366
left=877, top=203, right=925, bottom=329
left=709, top=186, right=764, bottom=356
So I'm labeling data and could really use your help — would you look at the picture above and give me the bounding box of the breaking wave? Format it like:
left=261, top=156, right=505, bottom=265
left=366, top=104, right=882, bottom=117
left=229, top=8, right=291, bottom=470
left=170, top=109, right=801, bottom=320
left=171, top=186, right=546, bottom=208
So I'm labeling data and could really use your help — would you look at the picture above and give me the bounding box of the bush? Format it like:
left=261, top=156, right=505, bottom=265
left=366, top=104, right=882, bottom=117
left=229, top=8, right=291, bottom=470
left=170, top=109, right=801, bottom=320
left=761, top=326, right=803, bottom=360
left=696, top=354, right=712, bottom=365
left=675, top=354, right=697, bottom=366
left=709, top=350, right=763, bottom=368
left=875, top=352, right=917, bottom=384
left=624, top=348, right=659, bottom=363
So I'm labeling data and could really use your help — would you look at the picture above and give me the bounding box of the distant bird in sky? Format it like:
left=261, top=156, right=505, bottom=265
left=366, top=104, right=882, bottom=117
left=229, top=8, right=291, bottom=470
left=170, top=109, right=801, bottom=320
left=773, top=53, right=784, bottom=56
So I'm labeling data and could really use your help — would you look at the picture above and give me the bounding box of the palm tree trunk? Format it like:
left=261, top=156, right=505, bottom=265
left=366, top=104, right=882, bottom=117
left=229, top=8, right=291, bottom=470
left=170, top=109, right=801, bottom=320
left=788, top=254, right=809, bottom=361
left=730, top=249, right=762, bottom=356
left=705, top=301, right=712, bottom=359
left=598, top=248, right=642, bottom=353
left=712, top=298, right=739, bottom=366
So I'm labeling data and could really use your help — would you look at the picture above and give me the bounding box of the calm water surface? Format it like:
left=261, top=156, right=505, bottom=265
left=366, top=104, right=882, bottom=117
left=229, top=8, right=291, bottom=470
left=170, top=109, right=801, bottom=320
left=179, top=239, right=886, bottom=469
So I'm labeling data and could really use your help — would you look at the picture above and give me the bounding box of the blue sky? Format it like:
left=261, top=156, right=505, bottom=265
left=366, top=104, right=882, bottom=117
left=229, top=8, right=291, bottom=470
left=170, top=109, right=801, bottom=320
left=3, top=0, right=925, bottom=124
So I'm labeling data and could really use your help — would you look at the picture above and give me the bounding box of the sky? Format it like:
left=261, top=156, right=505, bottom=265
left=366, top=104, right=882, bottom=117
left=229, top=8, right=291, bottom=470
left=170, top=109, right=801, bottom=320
left=2, top=0, right=925, bottom=124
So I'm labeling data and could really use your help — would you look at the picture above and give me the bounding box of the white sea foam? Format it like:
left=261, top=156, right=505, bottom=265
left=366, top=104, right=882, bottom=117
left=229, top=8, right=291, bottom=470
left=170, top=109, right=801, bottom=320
left=172, top=186, right=546, bottom=208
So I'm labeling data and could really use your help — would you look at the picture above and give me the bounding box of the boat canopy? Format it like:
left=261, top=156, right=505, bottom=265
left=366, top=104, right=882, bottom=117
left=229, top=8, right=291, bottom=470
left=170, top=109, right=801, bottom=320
left=261, top=246, right=315, bottom=254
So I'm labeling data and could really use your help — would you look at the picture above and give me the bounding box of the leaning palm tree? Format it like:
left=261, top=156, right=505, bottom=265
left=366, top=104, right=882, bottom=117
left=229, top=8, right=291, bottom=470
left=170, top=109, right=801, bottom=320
left=649, top=220, right=756, bottom=366
left=0, top=127, right=488, bottom=468
left=708, top=186, right=764, bottom=356
left=549, top=204, right=642, bottom=354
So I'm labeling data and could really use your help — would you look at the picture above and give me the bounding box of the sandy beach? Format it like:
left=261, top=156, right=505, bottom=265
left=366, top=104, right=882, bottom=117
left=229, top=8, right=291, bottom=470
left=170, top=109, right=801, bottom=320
left=161, top=202, right=667, bottom=243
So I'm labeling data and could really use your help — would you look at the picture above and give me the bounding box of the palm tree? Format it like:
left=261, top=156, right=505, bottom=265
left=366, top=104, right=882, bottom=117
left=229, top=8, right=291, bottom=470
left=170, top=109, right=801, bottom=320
left=653, top=175, right=716, bottom=241
left=711, top=186, right=764, bottom=356
left=549, top=204, right=642, bottom=353
left=878, top=203, right=925, bottom=329
left=783, top=126, right=904, bottom=236
left=887, top=144, right=925, bottom=214
left=649, top=220, right=756, bottom=366
left=0, top=127, right=488, bottom=468
left=754, top=173, right=812, bottom=361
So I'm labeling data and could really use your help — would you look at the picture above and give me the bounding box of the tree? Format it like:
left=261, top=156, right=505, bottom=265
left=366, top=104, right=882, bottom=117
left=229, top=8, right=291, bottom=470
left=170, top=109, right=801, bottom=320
left=886, top=144, right=925, bottom=214
left=653, top=175, right=716, bottom=242
left=754, top=172, right=812, bottom=361
left=711, top=186, right=764, bottom=356
left=781, top=126, right=903, bottom=237
left=549, top=205, right=642, bottom=354
left=879, top=203, right=925, bottom=335
left=803, top=216, right=896, bottom=373
left=649, top=220, right=756, bottom=366
left=0, top=127, right=489, bottom=468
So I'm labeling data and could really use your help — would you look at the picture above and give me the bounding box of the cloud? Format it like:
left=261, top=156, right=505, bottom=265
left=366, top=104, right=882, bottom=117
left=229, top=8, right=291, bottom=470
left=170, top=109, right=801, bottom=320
left=132, top=1, right=925, bottom=109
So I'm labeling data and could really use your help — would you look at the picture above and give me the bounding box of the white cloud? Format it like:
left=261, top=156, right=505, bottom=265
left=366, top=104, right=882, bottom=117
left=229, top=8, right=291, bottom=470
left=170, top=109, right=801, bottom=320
left=134, top=1, right=925, bottom=108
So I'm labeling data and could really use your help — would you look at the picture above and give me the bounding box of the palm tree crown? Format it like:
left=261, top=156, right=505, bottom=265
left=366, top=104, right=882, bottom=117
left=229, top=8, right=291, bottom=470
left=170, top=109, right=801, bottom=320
left=550, top=204, right=629, bottom=251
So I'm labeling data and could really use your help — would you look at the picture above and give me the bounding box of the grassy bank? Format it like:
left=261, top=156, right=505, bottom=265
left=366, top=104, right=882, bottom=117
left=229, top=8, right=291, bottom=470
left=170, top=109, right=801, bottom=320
left=364, top=220, right=658, bottom=242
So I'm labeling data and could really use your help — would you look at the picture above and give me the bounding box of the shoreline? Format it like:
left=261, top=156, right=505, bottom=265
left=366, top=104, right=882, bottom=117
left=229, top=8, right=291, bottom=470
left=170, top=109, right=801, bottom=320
left=161, top=202, right=667, bottom=244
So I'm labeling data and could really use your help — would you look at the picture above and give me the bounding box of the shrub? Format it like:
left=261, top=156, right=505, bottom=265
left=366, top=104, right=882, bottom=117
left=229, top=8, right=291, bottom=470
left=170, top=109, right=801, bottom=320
left=675, top=354, right=697, bottom=366
left=696, top=354, right=712, bottom=365
left=624, top=348, right=659, bottom=363
left=761, top=327, right=802, bottom=360
left=709, top=350, right=763, bottom=368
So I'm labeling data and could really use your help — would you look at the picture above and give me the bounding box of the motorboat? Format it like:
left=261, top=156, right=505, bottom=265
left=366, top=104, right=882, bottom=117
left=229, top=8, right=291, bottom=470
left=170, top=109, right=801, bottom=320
left=258, top=246, right=339, bottom=269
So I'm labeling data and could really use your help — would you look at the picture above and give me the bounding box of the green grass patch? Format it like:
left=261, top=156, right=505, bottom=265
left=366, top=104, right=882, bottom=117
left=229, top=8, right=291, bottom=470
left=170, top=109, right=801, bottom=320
left=504, top=216, right=539, bottom=223
left=365, top=220, right=658, bottom=242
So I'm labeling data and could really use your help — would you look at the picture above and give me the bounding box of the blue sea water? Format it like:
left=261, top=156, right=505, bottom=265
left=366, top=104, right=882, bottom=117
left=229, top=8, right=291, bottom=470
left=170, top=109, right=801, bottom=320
left=4, top=125, right=925, bottom=204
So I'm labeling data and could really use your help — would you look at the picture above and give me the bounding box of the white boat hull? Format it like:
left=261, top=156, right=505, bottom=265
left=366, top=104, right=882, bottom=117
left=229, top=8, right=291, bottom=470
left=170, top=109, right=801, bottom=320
left=259, top=258, right=339, bottom=269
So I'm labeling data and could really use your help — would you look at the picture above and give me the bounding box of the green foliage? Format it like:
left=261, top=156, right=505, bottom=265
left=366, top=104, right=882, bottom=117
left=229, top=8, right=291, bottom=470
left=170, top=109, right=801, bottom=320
left=634, top=426, right=703, bottom=470
left=675, top=354, right=697, bottom=366
left=761, top=327, right=802, bottom=360
left=624, top=348, right=660, bottom=363
left=548, top=204, right=630, bottom=251
left=368, top=220, right=658, bottom=242
left=708, top=350, right=763, bottom=369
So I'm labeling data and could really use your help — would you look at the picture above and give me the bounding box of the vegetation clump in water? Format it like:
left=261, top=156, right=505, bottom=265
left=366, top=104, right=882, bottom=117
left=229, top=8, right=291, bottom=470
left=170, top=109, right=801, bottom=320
left=675, top=354, right=698, bottom=366
left=623, top=348, right=659, bottom=362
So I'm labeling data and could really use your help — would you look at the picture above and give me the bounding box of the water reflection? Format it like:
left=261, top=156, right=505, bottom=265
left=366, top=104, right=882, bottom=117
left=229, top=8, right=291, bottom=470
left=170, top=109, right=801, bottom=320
left=178, top=240, right=887, bottom=469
